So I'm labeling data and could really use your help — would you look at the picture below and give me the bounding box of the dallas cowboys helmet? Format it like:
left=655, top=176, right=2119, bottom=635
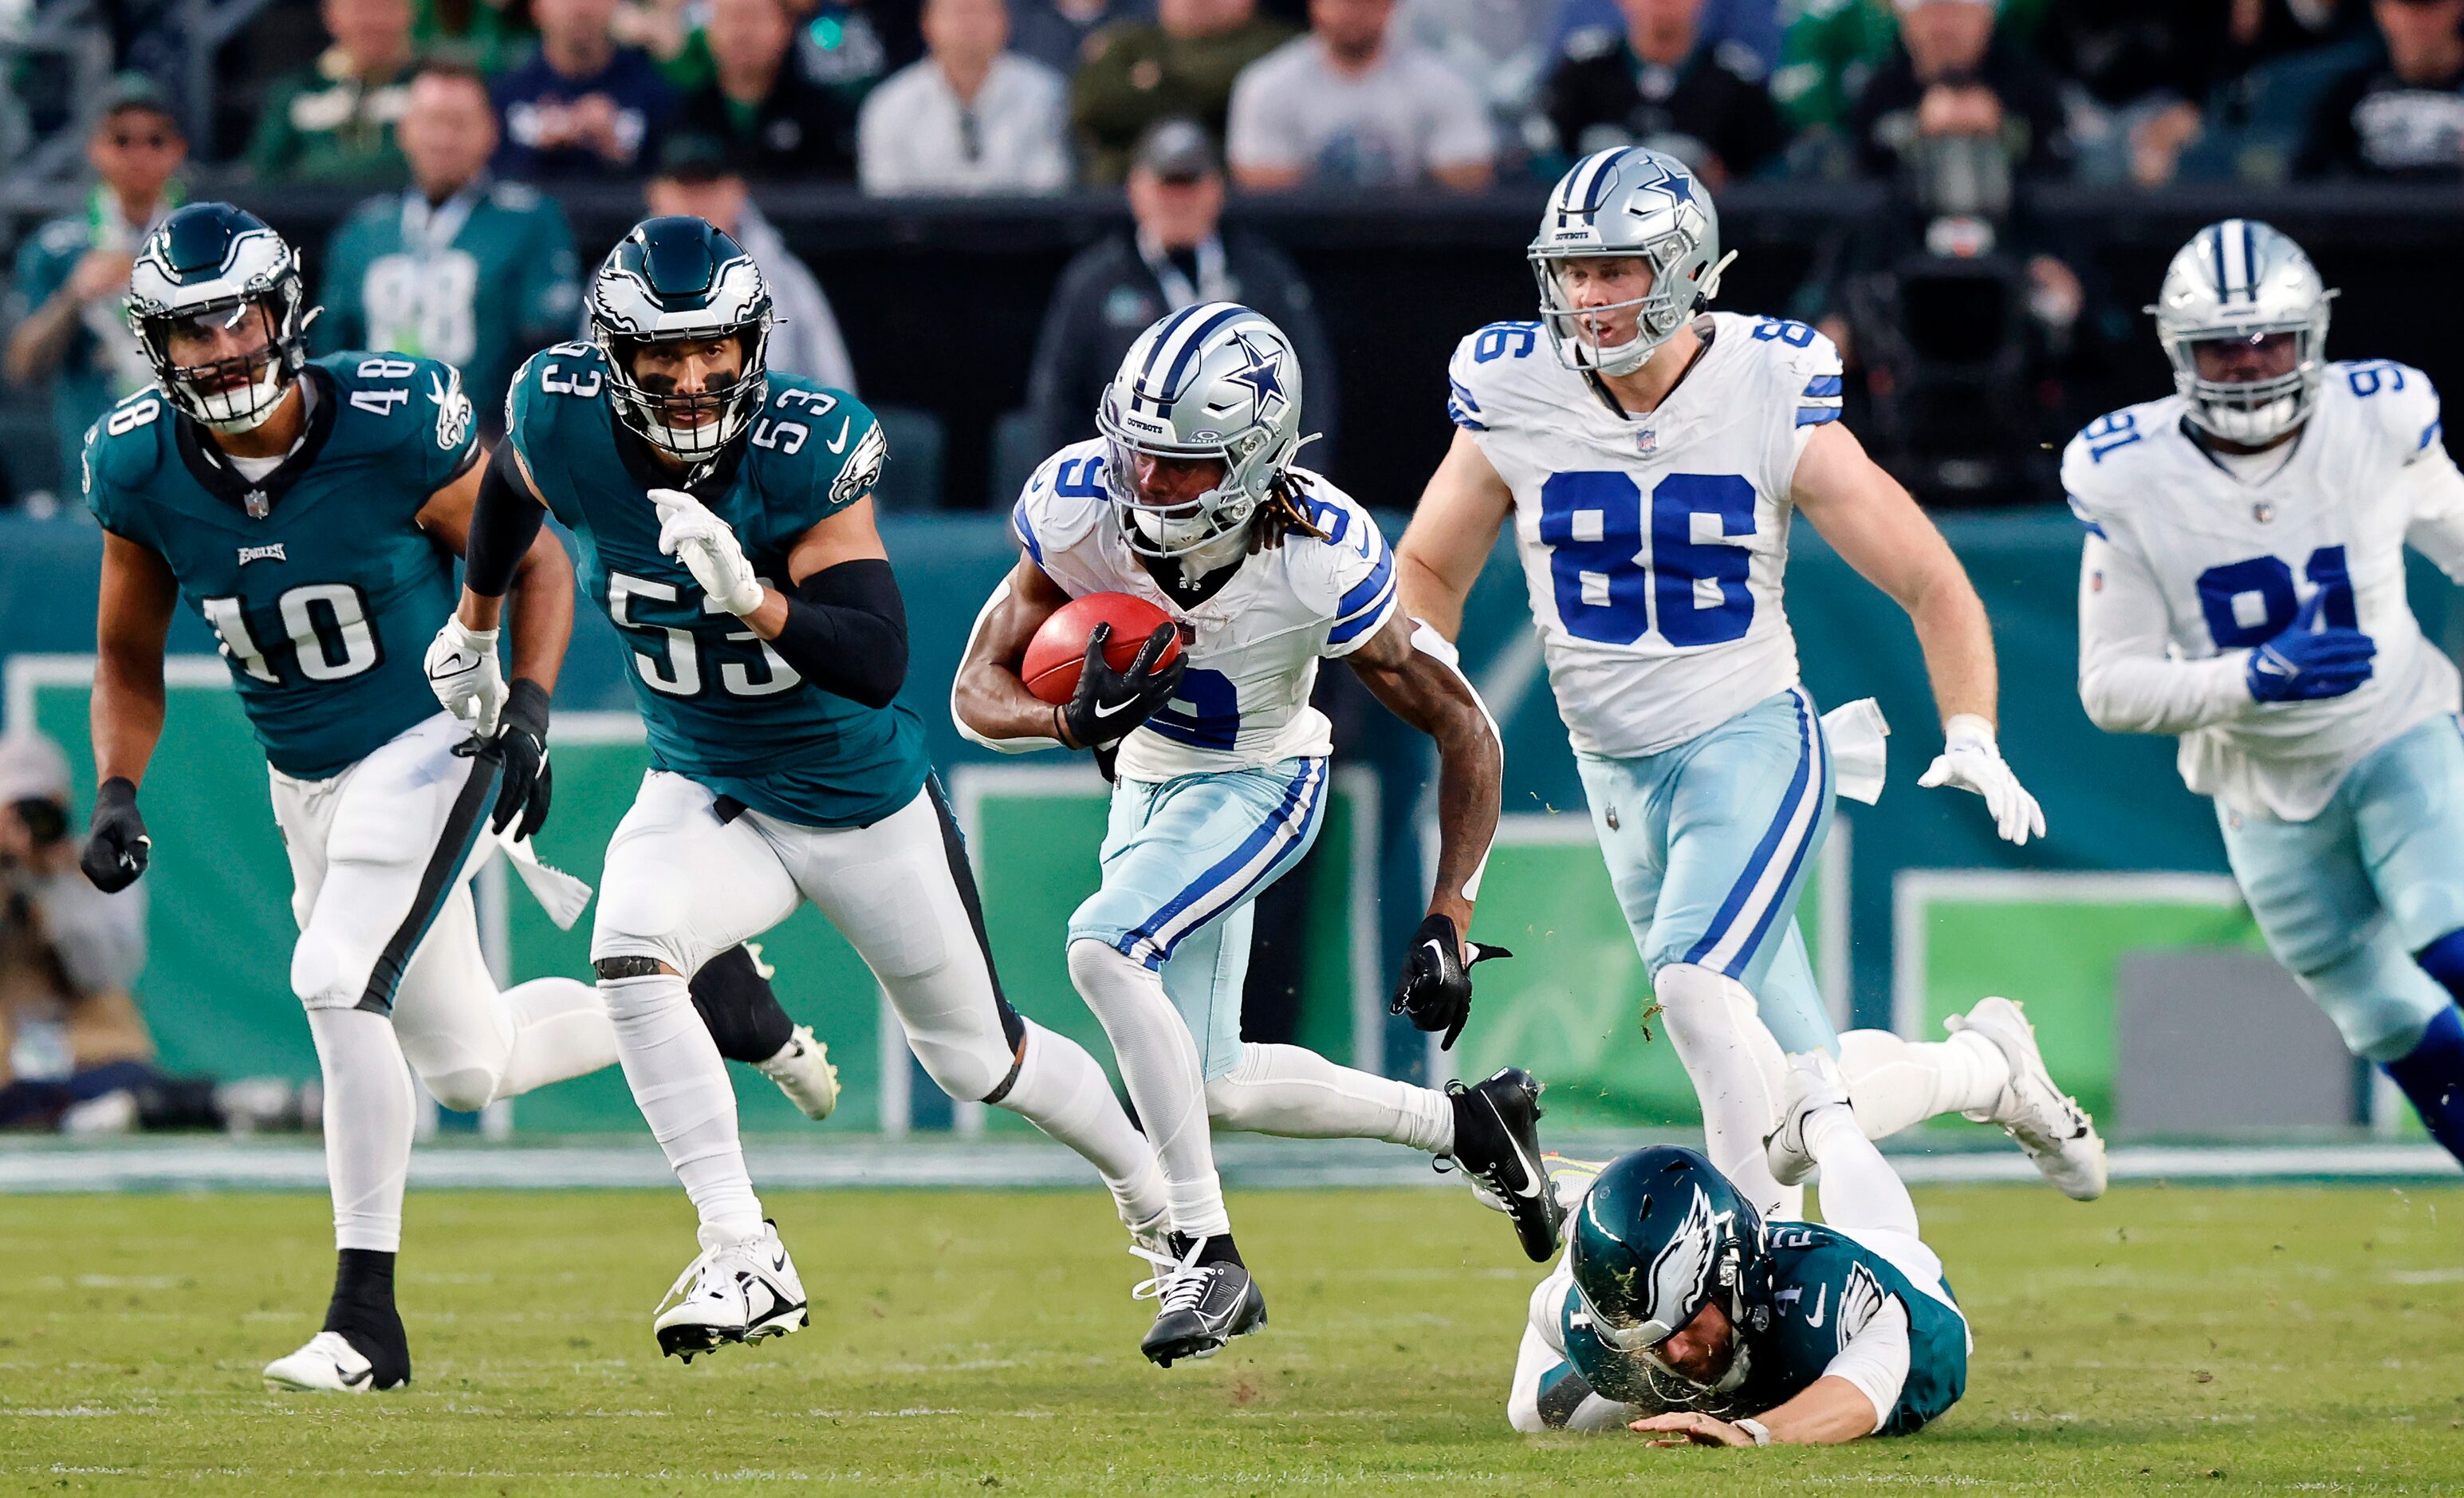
left=1096, top=302, right=1304, bottom=565
left=1567, top=1146, right=1769, bottom=1403
left=588, top=215, right=774, bottom=461
left=125, top=203, right=315, bottom=433
left=1529, top=148, right=1734, bottom=378
left=2151, top=219, right=2336, bottom=447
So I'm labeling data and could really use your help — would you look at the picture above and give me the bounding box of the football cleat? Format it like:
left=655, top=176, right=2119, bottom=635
left=756, top=1024, right=840, bottom=1122
left=1948, top=996, right=2108, bottom=1201
left=263, top=1330, right=392, bottom=1393
left=1132, top=1236, right=1265, bottom=1368
left=1765, top=1049, right=1854, bottom=1188
left=652, top=1220, right=809, bottom=1362
left=1445, top=1066, right=1564, bottom=1262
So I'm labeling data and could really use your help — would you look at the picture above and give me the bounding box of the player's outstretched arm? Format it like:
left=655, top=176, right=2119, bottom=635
left=83, top=531, right=178, bottom=892
left=1793, top=421, right=2044, bottom=846
left=1631, top=1374, right=1883, bottom=1447
left=1344, top=613, right=1507, bottom=1049
left=1395, top=429, right=1513, bottom=642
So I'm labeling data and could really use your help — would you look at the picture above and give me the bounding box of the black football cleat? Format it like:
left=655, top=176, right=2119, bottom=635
left=1447, top=1066, right=1564, bottom=1262
left=1132, top=1236, right=1266, bottom=1368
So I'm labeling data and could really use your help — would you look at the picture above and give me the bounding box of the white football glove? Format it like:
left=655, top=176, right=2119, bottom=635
left=424, top=615, right=506, bottom=737
left=1918, top=713, right=2046, bottom=846
left=647, top=487, right=765, bottom=616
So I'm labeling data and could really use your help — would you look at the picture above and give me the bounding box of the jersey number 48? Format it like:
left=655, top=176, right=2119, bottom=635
left=1540, top=471, right=1756, bottom=647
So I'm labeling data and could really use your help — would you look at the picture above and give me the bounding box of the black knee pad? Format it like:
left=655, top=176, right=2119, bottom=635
left=688, top=945, right=797, bottom=1064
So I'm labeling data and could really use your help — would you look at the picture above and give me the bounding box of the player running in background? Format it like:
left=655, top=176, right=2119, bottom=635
left=77, top=204, right=831, bottom=1395
left=2070, top=219, right=2464, bottom=1161
left=953, top=302, right=1554, bottom=1369
left=1396, top=148, right=2100, bottom=1223
left=437, top=215, right=1169, bottom=1362
left=1506, top=1053, right=1970, bottom=1444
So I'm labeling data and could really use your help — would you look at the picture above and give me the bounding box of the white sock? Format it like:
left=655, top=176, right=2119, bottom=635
left=598, top=972, right=763, bottom=1247
left=1651, top=963, right=1800, bottom=1221
left=1837, top=1027, right=2010, bottom=1141
left=1802, top=1101, right=1921, bottom=1239
left=1205, top=1042, right=1454, bottom=1154
left=494, top=977, right=621, bottom=1099
left=1068, top=939, right=1228, bottom=1239
left=995, top=1019, right=1170, bottom=1228
left=305, top=1007, right=415, bottom=1253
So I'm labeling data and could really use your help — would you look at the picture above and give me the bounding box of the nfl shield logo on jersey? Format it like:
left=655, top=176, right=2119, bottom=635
left=1635, top=429, right=1659, bottom=455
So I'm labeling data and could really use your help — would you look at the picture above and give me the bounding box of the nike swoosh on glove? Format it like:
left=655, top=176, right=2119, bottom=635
left=80, top=776, right=151, bottom=893
left=1918, top=713, right=2047, bottom=846
left=424, top=615, right=506, bottom=737
left=1390, top=913, right=1511, bottom=1051
left=1063, top=622, right=1185, bottom=749
left=648, top=487, right=765, bottom=616
left=2246, top=590, right=2375, bottom=703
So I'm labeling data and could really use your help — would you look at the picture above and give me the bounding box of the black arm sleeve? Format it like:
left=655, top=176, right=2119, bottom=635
left=462, top=447, right=548, bottom=599
left=767, top=558, right=908, bottom=709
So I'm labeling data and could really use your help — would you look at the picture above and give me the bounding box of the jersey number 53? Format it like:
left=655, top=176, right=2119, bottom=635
left=1540, top=471, right=1756, bottom=647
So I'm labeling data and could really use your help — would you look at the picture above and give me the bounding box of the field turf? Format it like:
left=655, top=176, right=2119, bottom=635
left=2, top=1182, right=2458, bottom=1493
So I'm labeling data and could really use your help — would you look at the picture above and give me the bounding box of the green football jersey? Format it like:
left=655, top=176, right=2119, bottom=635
left=1557, top=1221, right=1970, bottom=1436
left=505, top=341, right=926, bottom=829
left=82, top=352, right=480, bottom=780
left=318, top=179, right=580, bottom=433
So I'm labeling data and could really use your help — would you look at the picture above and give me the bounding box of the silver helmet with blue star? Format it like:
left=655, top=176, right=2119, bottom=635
left=2151, top=219, right=2336, bottom=446
left=1095, top=302, right=1305, bottom=563
left=1529, top=148, right=1734, bottom=377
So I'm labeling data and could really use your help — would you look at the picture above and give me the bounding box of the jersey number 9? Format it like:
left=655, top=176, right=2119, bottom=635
left=1539, top=471, right=1757, bottom=648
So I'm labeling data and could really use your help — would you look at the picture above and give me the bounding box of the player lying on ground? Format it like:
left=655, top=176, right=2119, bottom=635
left=79, top=204, right=836, bottom=1394
left=954, top=302, right=1556, bottom=1368
left=1398, top=147, right=2100, bottom=1223
left=439, top=215, right=1171, bottom=1362
left=1509, top=1055, right=1969, bottom=1444
left=2070, top=219, right=2464, bottom=1164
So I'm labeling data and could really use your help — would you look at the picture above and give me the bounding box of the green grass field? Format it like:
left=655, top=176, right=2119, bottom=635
left=2, top=1184, right=2458, bottom=1494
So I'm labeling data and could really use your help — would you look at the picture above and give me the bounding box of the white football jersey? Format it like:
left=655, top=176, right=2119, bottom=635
left=1447, top=310, right=1844, bottom=759
left=2066, top=361, right=2464, bottom=820
left=1010, top=440, right=1398, bottom=783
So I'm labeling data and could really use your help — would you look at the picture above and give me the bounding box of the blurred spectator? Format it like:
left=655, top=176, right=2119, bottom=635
left=2029, top=2, right=2212, bottom=186
left=413, top=0, right=537, bottom=73
left=1025, top=119, right=1337, bottom=463
left=1225, top=0, right=1496, bottom=189
left=1072, top=0, right=1297, bottom=182
left=647, top=134, right=860, bottom=391
left=0, top=732, right=156, bottom=1133
left=859, top=0, right=1071, bottom=193
left=1543, top=0, right=1788, bottom=184
left=1010, top=0, right=1156, bottom=75
left=2298, top=0, right=2464, bottom=178
left=1398, top=0, right=1557, bottom=121
left=246, top=0, right=419, bottom=183
left=5, top=77, right=182, bottom=496
left=1847, top=0, right=2069, bottom=181
left=675, top=0, right=857, bottom=179
left=321, top=60, right=582, bottom=433
left=1551, top=0, right=1785, bottom=76
left=493, top=0, right=677, bottom=179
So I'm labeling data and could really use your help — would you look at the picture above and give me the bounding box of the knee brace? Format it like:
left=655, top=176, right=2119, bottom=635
left=2301, top=934, right=2454, bottom=1062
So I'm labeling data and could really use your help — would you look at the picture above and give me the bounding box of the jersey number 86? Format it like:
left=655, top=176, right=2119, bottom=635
left=1541, top=471, right=1757, bottom=647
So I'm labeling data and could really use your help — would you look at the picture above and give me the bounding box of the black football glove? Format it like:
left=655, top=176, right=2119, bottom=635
left=487, top=677, right=553, bottom=839
left=81, top=776, right=151, bottom=893
left=1390, top=913, right=1511, bottom=1051
left=1063, top=622, right=1185, bottom=750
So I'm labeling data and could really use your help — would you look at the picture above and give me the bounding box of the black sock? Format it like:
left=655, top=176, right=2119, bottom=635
left=322, top=1248, right=411, bottom=1389
left=689, top=945, right=797, bottom=1064
left=1177, top=1232, right=1243, bottom=1270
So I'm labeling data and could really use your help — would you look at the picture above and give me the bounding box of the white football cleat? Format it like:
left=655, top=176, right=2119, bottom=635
left=263, top=1331, right=384, bottom=1393
left=756, top=1024, right=840, bottom=1122
left=1765, top=1050, right=1853, bottom=1188
left=652, top=1221, right=809, bottom=1362
left=1948, top=996, right=2108, bottom=1201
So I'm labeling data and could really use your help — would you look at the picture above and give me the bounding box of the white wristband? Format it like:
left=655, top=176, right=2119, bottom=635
left=1734, top=1417, right=1773, bottom=1447
left=1941, top=712, right=1996, bottom=752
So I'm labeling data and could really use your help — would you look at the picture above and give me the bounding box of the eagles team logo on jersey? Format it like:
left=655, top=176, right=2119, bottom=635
left=429, top=368, right=474, bottom=453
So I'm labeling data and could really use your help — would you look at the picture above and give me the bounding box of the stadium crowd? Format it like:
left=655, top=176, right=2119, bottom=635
left=3, top=0, right=2462, bottom=511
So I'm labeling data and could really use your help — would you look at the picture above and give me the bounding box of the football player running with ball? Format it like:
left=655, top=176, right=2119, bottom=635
left=2071, top=220, right=2464, bottom=1161
left=955, top=302, right=1556, bottom=1370
left=437, top=216, right=1171, bottom=1362
left=1397, top=149, right=2104, bottom=1224
left=80, top=204, right=826, bottom=1396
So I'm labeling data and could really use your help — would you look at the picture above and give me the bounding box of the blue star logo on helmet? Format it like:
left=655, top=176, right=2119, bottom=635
left=1633, top=158, right=1695, bottom=211
left=1226, top=331, right=1287, bottom=417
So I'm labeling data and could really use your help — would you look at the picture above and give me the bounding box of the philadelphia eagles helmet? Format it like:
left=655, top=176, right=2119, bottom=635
left=124, top=202, right=314, bottom=433
left=1567, top=1146, right=1769, bottom=1402
left=587, top=215, right=774, bottom=462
